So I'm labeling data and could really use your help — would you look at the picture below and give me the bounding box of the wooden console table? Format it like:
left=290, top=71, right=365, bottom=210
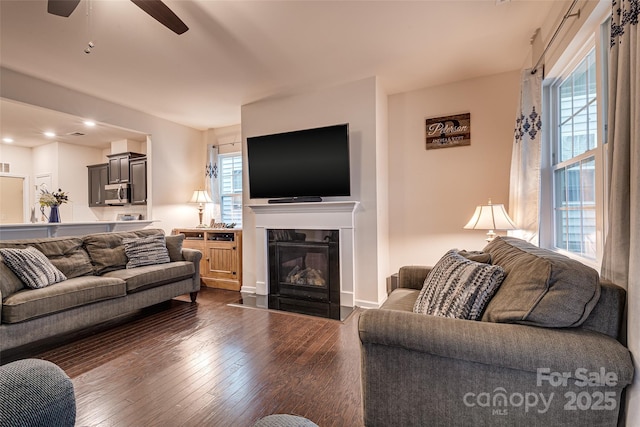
left=173, top=228, right=242, bottom=291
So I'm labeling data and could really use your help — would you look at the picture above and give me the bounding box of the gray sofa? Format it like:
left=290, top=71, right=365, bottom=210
left=359, top=236, right=634, bottom=426
left=0, top=229, right=201, bottom=352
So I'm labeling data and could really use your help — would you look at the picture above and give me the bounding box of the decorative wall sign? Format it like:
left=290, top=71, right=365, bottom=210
left=425, top=113, right=471, bottom=150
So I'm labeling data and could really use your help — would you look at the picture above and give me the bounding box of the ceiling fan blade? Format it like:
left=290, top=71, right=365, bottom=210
left=47, top=0, right=81, bottom=17
left=130, top=0, right=189, bottom=35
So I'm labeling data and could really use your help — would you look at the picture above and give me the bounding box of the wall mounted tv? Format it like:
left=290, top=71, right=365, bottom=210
left=247, top=123, right=351, bottom=203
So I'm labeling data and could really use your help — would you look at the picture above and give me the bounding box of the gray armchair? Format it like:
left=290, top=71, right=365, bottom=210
left=359, top=241, right=634, bottom=426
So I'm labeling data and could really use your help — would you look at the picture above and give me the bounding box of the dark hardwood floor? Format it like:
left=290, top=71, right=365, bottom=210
left=2, top=288, right=365, bottom=427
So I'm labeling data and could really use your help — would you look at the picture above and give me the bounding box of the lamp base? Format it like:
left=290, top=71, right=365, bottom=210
left=195, top=206, right=206, bottom=229
left=486, top=230, right=497, bottom=242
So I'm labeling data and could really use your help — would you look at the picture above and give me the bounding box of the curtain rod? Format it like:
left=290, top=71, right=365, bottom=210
left=531, top=0, right=581, bottom=75
left=213, top=141, right=240, bottom=148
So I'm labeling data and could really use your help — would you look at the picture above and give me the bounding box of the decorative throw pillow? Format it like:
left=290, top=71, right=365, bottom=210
left=0, top=246, right=67, bottom=289
left=165, top=233, right=185, bottom=262
left=413, top=249, right=506, bottom=320
left=122, top=234, right=171, bottom=269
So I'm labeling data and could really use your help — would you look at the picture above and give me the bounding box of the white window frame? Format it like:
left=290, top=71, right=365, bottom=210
left=218, top=152, right=243, bottom=226
left=540, top=15, right=610, bottom=269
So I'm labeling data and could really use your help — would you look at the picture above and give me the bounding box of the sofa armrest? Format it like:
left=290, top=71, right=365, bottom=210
left=397, top=266, right=431, bottom=290
left=181, top=247, right=202, bottom=264
left=181, top=248, right=202, bottom=290
left=359, top=309, right=633, bottom=383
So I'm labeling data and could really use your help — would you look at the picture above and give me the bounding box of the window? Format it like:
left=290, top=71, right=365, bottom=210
left=544, top=16, right=609, bottom=266
left=219, top=153, right=242, bottom=225
left=553, top=50, right=598, bottom=259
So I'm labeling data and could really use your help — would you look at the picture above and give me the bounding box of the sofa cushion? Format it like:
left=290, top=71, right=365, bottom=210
left=0, top=247, right=67, bottom=289
left=481, top=236, right=601, bottom=328
left=458, top=250, right=492, bottom=264
left=102, top=261, right=195, bottom=293
left=83, top=229, right=167, bottom=274
left=0, top=262, right=25, bottom=299
left=0, top=237, right=93, bottom=279
left=413, top=249, right=506, bottom=320
left=381, top=288, right=421, bottom=312
left=83, top=231, right=138, bottom=274
left=166, top=234, right=185, bottom=262
left=122, top=234, right=170, bottom=269
left=1, top=276, right=126, bottom=324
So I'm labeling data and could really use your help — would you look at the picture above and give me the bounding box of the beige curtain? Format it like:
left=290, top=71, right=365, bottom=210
left=509, top=69, right=543, bottom=245
left=600, top=1, right=639, bottom=424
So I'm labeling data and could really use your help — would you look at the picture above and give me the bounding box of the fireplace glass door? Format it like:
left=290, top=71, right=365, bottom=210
left=268, top=229, right=340, bottom=319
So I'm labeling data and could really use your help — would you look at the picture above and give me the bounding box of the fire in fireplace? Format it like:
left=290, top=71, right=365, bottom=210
left=268, top=229, right=340, bottom=319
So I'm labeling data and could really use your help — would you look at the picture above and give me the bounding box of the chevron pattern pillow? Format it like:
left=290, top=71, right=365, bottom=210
left=122, top=234, right=171, bottom=269
left=0, top=246, right=67, bottom=289
left=413, top=249, right=505, bottom=320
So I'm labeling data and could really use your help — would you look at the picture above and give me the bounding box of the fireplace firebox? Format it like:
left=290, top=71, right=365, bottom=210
left=268, top=229, right=340, bottom=319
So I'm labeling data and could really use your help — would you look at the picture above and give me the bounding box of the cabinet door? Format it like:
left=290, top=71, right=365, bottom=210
left=206, top=242, right=238, bottom=280
left=88, top=164, right=108, bottom=206
left=108, top=157, right=121, bottom=183
left=130, top=159, right=147, bottom=204
left=119, top=156, right=130, bottom=182
left=108, top=155, right=130, bottom=183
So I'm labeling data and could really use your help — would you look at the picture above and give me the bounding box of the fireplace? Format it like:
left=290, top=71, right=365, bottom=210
left=247, top=201, right=358, bottom=309
left=268, top=229, right=341, bottom=319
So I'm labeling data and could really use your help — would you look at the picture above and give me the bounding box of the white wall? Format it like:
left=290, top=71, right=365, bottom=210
left=3, top=142, right=103, bottom=221
left=57, top=142, right=104, bottom=222
left=241, top=76, right=388, bottom=307
left=0, top=144, right=31, bottom=176
left=387, top=70, right=521, bottom=272
left=1, top=68, right=205, bottom=233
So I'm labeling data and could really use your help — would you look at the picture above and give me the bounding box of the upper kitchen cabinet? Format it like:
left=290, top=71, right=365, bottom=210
left=87, top=163, right=109, bottom=207
left=130, top=157, right=147, bottom=205
left=107, top=152, right=145, bottom=184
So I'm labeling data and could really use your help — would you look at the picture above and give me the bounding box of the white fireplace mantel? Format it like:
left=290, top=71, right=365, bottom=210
left=247, top=201, right=359, bottom=307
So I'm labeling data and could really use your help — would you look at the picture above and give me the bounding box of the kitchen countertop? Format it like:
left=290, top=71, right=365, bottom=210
left=0, top=220, right=157, bottom=240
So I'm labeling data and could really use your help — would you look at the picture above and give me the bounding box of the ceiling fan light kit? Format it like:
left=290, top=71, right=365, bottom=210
left=47, top=0, right=189, bottom=35
left=84, top=41, right=94, bottom=54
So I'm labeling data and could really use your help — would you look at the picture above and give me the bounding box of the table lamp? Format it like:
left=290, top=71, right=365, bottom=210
left=464, top=199, right=517, bottom=242
left=189, top=190, right=213, bottom=228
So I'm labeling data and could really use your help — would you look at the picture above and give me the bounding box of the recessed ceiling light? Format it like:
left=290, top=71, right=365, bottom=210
left=44, top=131, right=56, bottom=138
left=84, top=120, right=96, bottom=127
left=2, top=137, right=14, bottom=143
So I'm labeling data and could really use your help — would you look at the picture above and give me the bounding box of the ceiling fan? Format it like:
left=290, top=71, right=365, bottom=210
left=47, top=0, right=189, bottom=35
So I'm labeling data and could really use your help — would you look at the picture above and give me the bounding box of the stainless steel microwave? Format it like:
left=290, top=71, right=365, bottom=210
left=104, top=183, right=131, bottom=205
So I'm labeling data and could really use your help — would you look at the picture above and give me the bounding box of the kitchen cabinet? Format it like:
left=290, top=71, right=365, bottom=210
left=87, top=163, right=109, bottom=207
left=107, top=152, right=144, bottom=184
left=173, top=228, right=242, bottom=291
left=129, top=158, right=147, bottom=205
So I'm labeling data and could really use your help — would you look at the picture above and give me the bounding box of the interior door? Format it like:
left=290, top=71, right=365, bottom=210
left=0, top=176, right=25, bottom=223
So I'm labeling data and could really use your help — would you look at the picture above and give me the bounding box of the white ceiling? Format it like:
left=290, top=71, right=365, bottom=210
left=1, top=0, right=562, bottom=143
left=0, top=98, right=146, bottom=149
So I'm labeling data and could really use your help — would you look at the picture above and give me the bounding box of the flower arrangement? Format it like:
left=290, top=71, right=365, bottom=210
left=39, top=188, right=69, bottom=207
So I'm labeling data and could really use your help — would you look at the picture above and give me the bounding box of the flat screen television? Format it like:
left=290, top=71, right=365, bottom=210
left=247, top=123, right=350, bottom=203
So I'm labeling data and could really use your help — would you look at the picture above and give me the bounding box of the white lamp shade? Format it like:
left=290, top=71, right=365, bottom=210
left=189, top=190, right=213, bottom=204
left=464, top=203, right=516, bottom=231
